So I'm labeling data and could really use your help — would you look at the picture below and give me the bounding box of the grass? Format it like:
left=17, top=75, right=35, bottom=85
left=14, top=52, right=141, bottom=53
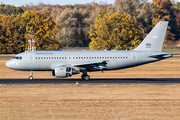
left=0, top=85, right=180, bottom=120
left=162, top=47, right=180, bottom=54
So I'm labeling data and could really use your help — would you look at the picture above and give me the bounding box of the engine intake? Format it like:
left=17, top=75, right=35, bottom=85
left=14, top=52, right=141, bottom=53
left=52, top=67, right=79, bottom=77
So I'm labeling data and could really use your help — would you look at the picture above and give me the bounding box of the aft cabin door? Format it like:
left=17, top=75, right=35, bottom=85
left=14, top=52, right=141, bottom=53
left=28, top=53, right=34, bottom=64
left=131, top=52, right=137, bottom=63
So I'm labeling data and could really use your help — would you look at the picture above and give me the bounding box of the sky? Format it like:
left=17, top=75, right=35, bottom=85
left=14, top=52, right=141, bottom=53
left=2, top=0, right=180, bottom=6
left=1, top=0, right=154, bottom=6
left=2, top=0, right=114, bottom=5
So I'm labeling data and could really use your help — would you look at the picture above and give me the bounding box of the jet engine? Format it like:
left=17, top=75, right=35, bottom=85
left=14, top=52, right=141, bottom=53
left=52, top=67, right=80, bottom=77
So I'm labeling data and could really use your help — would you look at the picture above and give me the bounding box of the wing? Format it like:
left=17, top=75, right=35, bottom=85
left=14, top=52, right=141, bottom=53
left=73, top=60, right=108, bottom=71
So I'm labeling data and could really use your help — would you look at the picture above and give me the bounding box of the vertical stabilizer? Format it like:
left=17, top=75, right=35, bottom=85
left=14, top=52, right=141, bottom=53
left=133, top=21, right=168, bottom=52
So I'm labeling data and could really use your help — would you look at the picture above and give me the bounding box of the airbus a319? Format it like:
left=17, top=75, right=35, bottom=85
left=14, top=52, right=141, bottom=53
left=6, top=21, right=172, bottom=80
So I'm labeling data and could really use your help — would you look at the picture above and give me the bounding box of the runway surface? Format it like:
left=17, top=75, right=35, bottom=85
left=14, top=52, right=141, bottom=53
left=1, top=78, right=180, bottom=85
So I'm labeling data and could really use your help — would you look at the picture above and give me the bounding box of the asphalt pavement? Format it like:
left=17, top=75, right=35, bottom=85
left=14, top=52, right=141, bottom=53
left=0, top=78, right=180, bottom=85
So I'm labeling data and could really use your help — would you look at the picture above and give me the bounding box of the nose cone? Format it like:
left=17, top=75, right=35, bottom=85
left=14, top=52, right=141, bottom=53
left=6, top=61, right=11, bottom=68
left=6, top=60, right=19, bottom=69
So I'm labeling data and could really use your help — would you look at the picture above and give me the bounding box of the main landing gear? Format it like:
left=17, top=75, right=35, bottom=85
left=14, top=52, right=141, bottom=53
left=29, top=71, right=33, bottom=80
left=81, top=70, right=90, bottom=80
left=81, top=74, right=90, bottom=81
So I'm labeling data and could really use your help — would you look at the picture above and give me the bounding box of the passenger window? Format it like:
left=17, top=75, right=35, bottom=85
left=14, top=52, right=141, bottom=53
left=62, top=57, right=64, bottom=59
left=65, top=57, right=67, bottom=59
left=54, top=57, right=56, bottom=59
left=46, top=57, right=48, bottom=59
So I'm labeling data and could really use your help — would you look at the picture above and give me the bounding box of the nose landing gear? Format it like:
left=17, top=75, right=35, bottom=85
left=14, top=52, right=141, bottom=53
left=29, top=71, right=33, bottom=80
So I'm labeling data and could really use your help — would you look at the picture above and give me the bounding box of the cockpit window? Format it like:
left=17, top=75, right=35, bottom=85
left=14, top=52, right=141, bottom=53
left=13, top=56, right=22, bottom=60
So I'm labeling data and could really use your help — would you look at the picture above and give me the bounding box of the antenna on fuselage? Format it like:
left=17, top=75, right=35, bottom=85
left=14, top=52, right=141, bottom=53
left=26, top=26, right=36, bottom=51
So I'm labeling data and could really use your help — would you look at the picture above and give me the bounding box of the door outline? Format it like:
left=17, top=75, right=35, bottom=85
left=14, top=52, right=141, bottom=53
left=28, top=53, right=34, bottom=64
left=131, top=52, right=137, bottom=63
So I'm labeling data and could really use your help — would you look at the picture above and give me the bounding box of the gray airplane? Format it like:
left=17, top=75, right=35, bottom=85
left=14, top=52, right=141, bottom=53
left=6, top=21, right=172, bottom=80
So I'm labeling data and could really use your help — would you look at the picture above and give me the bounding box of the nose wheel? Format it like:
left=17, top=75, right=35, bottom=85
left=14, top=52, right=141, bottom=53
left=29, top=71, right=33, bottom=80
left=81, top=74, right=90, bottom=81
left=29, top=76, right=33, bottom=80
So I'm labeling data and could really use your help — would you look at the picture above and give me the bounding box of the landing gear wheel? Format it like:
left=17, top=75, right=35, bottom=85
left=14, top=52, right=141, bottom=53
left=81, top=74, right=90, bottom=81
left=29, top=76, right=33, bottom=80
left=29, top=71, right=33, bottom=80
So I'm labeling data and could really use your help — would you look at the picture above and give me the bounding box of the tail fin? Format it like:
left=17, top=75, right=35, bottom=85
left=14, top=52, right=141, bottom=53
left=133, top=21, right=168, bottom=52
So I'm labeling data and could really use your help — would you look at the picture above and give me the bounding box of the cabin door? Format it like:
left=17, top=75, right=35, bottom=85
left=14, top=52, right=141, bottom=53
left=28, top=53, right=34, bottom=64
left=131, top=52, right=137, bottom=63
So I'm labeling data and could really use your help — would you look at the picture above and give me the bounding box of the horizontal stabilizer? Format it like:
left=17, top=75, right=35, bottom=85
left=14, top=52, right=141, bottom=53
left=148, top=53, right=172, bottom=58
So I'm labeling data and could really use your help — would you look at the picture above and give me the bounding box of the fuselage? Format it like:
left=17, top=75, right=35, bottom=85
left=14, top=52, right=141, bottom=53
left=6, top=50, right=172, bottom=71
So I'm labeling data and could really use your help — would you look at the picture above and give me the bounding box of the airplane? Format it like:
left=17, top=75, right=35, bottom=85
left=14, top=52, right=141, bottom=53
left=6, top=21, right=172, bottom=80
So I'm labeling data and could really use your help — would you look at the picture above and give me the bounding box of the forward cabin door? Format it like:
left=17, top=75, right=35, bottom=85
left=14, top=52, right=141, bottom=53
left=28, top=53, right=34, bottom=64
left=131, top=52, right=137, bottom=63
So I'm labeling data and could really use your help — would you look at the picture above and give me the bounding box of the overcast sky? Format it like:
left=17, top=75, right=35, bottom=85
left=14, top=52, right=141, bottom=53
left=1, top=0, right=155, bottom=6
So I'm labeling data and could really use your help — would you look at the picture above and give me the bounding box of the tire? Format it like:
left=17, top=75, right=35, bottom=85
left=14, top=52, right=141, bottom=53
left=29, top=76, right=33, bottom=80
left=83, top=75, right=90, bottom=81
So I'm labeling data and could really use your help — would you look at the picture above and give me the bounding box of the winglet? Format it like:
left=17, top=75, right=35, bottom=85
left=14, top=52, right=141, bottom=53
left=133, top=21, right=169, bottom=52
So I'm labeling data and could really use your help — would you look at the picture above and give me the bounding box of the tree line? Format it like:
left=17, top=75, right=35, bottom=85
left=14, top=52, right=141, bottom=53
left=0, top=0, right=180, bottom=53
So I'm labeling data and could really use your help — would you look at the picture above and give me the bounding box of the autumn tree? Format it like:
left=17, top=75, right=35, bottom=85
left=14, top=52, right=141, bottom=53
left=21, top=10, right=60, bottom=50
left=89, top=12, right=143, bottom=50
left=152, top=0, right=178, bottom=44
left=23, top=3, right=61, bottom=18
left=0, top=14, right=24, bottom=54
left=0, top=4, right=24, bottom=15
left=0, top=10, right=60, bottom=53
left=113, top=0, right=156, bottom=34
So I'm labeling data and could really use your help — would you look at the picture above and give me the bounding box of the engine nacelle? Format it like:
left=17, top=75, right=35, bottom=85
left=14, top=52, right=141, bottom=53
left=52, top=67, right=80, bottom=77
